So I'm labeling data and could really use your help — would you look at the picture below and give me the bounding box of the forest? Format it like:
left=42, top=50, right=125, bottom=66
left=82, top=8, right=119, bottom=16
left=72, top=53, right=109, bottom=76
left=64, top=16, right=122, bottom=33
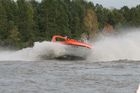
left=0, top=0, right=140, bottom=48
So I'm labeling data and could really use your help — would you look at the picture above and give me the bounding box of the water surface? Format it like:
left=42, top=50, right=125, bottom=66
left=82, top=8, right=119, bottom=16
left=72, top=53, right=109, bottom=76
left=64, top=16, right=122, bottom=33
left=0, top=60, right=139, bottom=93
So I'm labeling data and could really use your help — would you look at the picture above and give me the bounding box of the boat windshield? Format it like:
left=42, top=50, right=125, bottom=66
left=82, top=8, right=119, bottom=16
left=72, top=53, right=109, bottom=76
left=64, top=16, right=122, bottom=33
left=55, top=38, right=66, bottom=42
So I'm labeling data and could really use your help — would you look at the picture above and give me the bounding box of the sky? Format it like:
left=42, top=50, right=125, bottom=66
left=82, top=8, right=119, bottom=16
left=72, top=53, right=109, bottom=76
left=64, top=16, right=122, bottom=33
left=36, top=0, right=140, bottom=9
left=88, top=0, right=140, bottom=9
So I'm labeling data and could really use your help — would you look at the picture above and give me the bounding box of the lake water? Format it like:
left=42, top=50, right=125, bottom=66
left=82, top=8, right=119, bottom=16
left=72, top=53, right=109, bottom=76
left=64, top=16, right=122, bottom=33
left=0, top=60, right=140, bottom=93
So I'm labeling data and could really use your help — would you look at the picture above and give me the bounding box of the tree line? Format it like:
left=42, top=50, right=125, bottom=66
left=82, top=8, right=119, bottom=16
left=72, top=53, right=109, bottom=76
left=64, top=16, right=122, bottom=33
left=0, top=0, right=140, bottom=48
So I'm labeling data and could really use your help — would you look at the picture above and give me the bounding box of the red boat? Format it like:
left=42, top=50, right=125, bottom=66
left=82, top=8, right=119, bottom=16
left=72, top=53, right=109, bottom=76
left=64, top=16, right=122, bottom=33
left=50, top=35, right=92, bottom=60
left=51, top=35, right=92, bottom=49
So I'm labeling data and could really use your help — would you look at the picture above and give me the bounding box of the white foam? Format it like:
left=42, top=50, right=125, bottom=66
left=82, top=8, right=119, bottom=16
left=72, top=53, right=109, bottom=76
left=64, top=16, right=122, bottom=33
left=0, top=41, right=67, bottom=61
left=0, top=41, right=90, bottom=61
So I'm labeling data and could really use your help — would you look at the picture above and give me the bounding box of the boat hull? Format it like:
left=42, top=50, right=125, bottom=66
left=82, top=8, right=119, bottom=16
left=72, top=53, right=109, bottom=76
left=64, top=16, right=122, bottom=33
left=55, top=45, right=92, bottom=60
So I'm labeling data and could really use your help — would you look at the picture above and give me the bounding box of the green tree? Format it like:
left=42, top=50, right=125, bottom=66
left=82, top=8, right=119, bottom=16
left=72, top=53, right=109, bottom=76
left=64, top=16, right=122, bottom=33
left=29, top=0, right=40, bottom=41
left=95, top=4, right=109, bottom=29
left=17, top=0, right=35, bottom=44
left=130, top=5, right=140, bottom=26
left=40, top=0, right=70, bottom=40
left=0, top=1, right=8, bottom=40
left=69, top=0, right=86, bottom=38
left=120, top=6, right=131, bottom=26
left=7, top=21, right=20, bottom=46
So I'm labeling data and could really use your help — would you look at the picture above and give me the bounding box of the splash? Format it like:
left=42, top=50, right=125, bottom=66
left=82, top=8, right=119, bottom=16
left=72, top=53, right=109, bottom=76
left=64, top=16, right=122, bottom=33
left=0, top=41, right=90, bottom=61
left=0, top=42, right=67, bottom=61
left=0, top=28, right=140, bottom=61
left=88, top=28, right=140, bottom=61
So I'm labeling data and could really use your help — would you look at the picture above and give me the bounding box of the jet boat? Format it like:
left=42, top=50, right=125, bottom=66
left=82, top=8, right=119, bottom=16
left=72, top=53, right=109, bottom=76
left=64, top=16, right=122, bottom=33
left=52, top=35, right=92, bottom=49
left=51, top=35, right=92, bottom=60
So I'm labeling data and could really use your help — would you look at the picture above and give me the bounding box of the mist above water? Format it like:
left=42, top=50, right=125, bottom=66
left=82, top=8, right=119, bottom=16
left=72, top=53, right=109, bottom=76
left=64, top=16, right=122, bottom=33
left=89, top=28, right=140, bottom=61
left=0, top=28, right=140, bottom=61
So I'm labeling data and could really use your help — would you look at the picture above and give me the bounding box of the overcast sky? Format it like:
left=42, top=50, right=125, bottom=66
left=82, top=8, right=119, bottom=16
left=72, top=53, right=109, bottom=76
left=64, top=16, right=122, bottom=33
left=35, top=0, right=140, bottom=9
left=88, top=0, right=140, bottom=9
